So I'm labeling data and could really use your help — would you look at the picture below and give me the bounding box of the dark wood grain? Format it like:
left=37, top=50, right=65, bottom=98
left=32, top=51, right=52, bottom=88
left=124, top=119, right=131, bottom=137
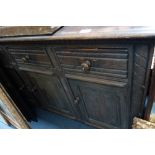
left=55, top=46, right=128, bottom=83
left=68, top=79, right=129, bottom=128
left=8, top=47, right=53, bottom=67
left=130, top=44, right=154, bottom=125
left=21, top=71, right=75, bottom=116
left=0, top=26, right=62, bottom=37
left=0, top=27, right=154, bottom=128
left=1, top=26, right=155, bottom=42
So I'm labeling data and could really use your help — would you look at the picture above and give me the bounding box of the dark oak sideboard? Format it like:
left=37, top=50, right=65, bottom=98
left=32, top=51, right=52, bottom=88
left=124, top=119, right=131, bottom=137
left=0, top=26, right=154, bottom=128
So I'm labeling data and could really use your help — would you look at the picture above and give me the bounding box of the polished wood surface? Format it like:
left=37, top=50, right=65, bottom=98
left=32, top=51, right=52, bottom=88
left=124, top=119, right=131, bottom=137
left=53, top=26, right=155, bottom=39
left=1, top=26, right=155, bottom=42
left=0, top=26, right=61, bottom=37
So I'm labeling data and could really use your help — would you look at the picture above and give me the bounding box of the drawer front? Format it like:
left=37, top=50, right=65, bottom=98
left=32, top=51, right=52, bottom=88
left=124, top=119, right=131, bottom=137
left=8, top=48, right=53, bottom=68
left=55, top=45, right=132, bottom=86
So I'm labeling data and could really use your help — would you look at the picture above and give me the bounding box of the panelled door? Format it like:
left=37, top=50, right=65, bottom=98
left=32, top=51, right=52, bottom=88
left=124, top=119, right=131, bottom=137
left=54, top=44, right=133, bottom=128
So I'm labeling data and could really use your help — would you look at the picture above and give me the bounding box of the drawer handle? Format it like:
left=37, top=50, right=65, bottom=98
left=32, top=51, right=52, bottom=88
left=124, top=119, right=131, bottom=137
left=81, top=60, right=91, bottom=72
left=21, top=55, right=29, bottom=63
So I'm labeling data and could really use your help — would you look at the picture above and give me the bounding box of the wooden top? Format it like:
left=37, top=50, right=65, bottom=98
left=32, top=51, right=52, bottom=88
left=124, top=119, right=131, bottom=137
left=53, top=26, right=155, bottom=39
left=0, top=26, right=61, bottom=37
left=1, top=26, right=155, bottom=42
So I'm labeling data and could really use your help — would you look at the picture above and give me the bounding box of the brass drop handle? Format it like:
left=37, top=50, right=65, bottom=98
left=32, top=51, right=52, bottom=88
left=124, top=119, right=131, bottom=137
left=81, top=60, right=91, bottom=72
left=21, top=55, right=29, bottom=63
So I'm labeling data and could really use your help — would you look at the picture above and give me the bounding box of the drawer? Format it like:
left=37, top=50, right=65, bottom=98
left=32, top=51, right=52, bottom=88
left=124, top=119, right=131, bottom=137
left=8, top=48, right=53, bottom=68
left=55, top=46, right=131, bottom=84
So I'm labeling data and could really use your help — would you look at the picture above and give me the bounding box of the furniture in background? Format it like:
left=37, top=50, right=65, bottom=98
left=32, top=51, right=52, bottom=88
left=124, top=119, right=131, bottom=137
left=144, top=58, right=155, bottom=122
left=0, top=83, right=30, bottom=128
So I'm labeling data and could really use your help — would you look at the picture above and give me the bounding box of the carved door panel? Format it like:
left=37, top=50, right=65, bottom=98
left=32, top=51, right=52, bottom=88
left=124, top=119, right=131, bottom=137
left=21, top=71, right=74, bottom=116
left=54, top=44, right=134, bottom=128
left=68, top=79, right=129, bottom=128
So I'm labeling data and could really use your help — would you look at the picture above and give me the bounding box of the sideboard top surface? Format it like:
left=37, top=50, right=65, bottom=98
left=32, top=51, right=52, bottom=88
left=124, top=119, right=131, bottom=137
left=53, top=26, right=155, bottom=39
left=1, top=26, right=155, bottom=42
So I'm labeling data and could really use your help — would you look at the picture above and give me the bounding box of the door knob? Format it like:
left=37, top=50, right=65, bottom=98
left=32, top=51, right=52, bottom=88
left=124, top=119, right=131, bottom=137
left=74, top=96, right=80, bottom=104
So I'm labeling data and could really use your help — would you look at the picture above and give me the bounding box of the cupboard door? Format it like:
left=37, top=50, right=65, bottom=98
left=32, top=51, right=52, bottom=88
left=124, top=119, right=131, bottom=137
left=21, top=71, right=74, bottom=116
left=68, top=79, right=130, bottom=128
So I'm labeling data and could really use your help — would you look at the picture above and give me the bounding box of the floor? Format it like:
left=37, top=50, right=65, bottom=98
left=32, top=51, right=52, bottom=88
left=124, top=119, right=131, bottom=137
left=0, top=116, right=14, bottom=129
left=0, top=108, right=93, bottom=129
left=151, top=102, right=155, bottom=114
left=1, top=98, right=155, bottom=129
